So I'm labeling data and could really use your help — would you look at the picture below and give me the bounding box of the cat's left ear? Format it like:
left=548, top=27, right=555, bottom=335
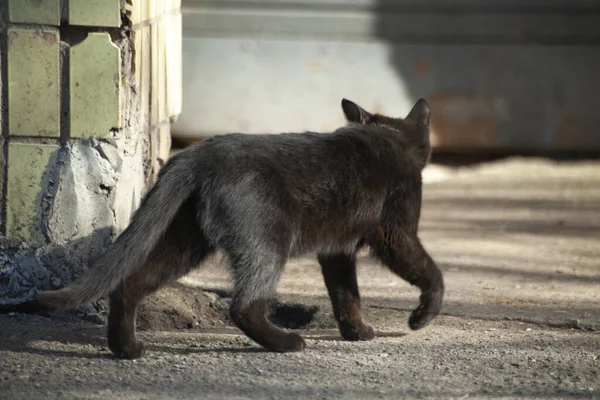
left=341, top=99, right=372, bottom=124
left=405, top=98, right=431, bottom=128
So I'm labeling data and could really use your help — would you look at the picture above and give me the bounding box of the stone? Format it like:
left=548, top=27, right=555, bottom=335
left=9, top=0, right=60, bottom=25
left=97, top=141, right=123, bottom=173
left=47, top=140, right=117, bottom=245
left=110, top=137, right=145, bottom=231
left=6, top=143, right=59, bottom=245
left=70, top=33, right=121, bottom=138
left=0, top=247, right=49, bottom=306
left=7, top=28, right=60, bottom=137
left=69, top=0, right=121, bottom=27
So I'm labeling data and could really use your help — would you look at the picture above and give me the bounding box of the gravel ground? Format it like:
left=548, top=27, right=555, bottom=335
left=1, top=157, right=599, bottom=399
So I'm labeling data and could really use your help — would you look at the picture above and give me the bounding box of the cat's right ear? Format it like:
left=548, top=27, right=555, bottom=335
left=341, top=99, right=371, bottom=124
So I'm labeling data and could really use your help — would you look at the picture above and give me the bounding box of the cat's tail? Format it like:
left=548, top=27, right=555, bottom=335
left=37, top=155, right=198, bottom=310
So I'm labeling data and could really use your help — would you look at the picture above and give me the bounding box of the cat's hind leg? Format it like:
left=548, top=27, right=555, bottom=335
left=318, top=253, right=375, bottom=341
left=107, top=208, right=214, bottom=359
left=227, top=248, right=306, bottom=352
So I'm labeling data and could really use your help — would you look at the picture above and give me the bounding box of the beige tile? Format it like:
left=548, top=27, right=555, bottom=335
left=150, top=22, right=159, bottom=127
left=150, top=127, right=158, bottom=177
left=157, top=124, right=172, bottom=167
left=139, top=27, right=152, bottom=132
left=157, top=18, right=167, bottom=124
left=148, top=0, right=157, bottom=20
left=166, top=13, right=182, bottom=119
left=133, top=30, right=142, bottom=93
left=128, top=0, right=142, bottom=25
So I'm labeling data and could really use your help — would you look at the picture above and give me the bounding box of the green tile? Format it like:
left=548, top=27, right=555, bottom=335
left=6, top=142, right=59, bottom=245
left=70, top=33, right=121, bottom=138
left=69, top=0, right=121, bottom=27
left=8, top=28, right=60, bottom=137
left=9, top=0, right=60, bottom=25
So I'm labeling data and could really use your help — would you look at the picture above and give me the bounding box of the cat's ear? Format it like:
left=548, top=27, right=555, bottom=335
left=341, top=99, right=372, bottom=124
left=405, top=98, right=431, bottom=128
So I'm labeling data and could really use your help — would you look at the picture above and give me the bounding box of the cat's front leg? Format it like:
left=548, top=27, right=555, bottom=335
left=318, top=253, right=375, bottom=341
left=371, top=232, right=444, bottom=330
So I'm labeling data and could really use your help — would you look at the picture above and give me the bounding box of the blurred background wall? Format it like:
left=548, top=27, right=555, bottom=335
left=172, top=0, right=600, bottom=153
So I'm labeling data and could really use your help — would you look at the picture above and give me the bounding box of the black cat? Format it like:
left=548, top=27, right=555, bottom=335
left=38, top=98, right=444, bottom=359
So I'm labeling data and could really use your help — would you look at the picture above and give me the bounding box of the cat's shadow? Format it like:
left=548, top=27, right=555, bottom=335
left=303, top=330, right=406, bottom=341
left=1, top=291, right=404, bottom=360
left=11, top=329, right=399, bottom=360
left=2, top=314, right=403, bottom=360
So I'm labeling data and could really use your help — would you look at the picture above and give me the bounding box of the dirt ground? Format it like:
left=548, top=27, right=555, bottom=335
left=1, top=157, right=599, bottom=399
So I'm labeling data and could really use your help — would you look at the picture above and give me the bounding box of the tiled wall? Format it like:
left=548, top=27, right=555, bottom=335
left=0, top=0, right=182, bottom=305
left=2, top=0, right=181, bottom=244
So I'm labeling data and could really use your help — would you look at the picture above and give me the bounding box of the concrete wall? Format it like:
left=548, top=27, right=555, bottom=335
left=172, top=0, right=600, bottom=152
left=0, top=0, right=182, bottom=306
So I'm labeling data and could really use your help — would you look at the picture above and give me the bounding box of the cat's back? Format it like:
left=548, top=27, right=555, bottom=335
left=184, top=130, right=336, bottom=168
left=175, top=127, right=412, bottom=184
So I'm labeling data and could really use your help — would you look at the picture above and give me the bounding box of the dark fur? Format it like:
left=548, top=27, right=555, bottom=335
left=37, top=98, right=444, bottom=359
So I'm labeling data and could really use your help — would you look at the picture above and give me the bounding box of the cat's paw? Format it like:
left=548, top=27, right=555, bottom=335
left=341, top=322, right=375, bottom=341
left=270, top=332, right=306, bottom=352
left=409, top=289, right=443, bottom=330
left=408, top=306, right=437, bottom=330
left=108, top=339, right=146, bottom=360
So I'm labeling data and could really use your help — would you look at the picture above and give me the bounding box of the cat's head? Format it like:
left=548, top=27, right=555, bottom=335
left=341, top=98, right=432, bottom=169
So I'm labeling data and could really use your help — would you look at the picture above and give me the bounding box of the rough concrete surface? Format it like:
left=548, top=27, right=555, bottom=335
left=0, top=135, right=147, bottom=306
left=1, top=157, right=599, bottom=399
